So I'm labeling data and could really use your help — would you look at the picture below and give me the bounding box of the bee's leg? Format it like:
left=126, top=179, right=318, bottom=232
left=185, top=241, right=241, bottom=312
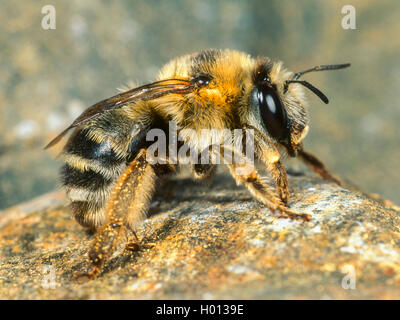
left=218, top=146, right=310, bottom=221
left=125, top=232, right=140, bottom=251
left=297, top=148, right=344, bottom=186
left=297, top=148, right=399, bottom=209
left=267, top=160, right=290, bottom=205
left=124, top=162, right=176, bottom=251
left=86, top=149, right=158, bottom=279
left=190, top=163, right=216, bottom=180
left=246, top=126, right=290, bottom=205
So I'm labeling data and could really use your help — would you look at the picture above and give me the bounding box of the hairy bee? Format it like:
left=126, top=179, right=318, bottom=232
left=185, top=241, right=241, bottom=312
left=46, top=49, right=350, bottom=278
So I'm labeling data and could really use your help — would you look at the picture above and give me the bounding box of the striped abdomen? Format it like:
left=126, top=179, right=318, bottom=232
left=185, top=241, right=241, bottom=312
left=60, top=127, right=128, bottom=229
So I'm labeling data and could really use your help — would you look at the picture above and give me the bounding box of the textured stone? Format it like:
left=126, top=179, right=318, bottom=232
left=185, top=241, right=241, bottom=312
left=1, top=0, right=400, bottom=209
left=0, top=168, right=399, bottom=299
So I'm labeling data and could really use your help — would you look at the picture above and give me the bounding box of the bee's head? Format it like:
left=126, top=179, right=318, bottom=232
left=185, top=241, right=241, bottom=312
left=248, top=59, right=350, bottom=157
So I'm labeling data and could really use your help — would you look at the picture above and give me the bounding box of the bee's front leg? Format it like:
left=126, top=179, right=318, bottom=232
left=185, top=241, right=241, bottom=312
left=268, top=160, right=290, bottom=205
left=245, top=126, right=290, bottom=206
left=218, top=145, right=310, bottom=221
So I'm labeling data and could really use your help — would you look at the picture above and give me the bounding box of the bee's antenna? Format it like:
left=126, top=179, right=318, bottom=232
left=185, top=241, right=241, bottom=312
left=293, top=63, right=351, bottom=80
left=285, top=80, right=329, bottom=104
left=284, top=63, right=351, bottom=104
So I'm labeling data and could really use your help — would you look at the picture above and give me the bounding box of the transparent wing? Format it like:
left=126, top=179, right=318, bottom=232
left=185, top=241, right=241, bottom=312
left=45, top=78, right=193, bottom=149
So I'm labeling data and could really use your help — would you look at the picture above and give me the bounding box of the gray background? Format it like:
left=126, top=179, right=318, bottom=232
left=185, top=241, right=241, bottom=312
left=0, top=0, right=399, bottom=209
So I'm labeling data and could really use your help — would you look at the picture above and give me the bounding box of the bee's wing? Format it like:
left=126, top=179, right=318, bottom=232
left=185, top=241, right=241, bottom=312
left=45, top=78, right=192, bottom=149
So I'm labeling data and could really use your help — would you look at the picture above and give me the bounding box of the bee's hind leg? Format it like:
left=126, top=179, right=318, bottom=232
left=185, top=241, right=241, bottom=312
left=84, top=149, right=173, bottom=279
left=125, top=162, right=176, bottom=252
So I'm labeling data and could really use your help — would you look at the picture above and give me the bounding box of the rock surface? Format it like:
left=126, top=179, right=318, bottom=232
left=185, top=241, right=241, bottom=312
left=0, top=169, right=399, bottom=299
left=1, top=0, right=400, bottom=209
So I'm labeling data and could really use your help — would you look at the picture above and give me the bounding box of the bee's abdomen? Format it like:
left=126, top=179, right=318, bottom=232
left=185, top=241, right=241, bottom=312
left=60, top=128, right=127, bottom=229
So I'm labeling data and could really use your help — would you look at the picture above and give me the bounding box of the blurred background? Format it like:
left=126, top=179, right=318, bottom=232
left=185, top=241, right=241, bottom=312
left=0, top=0, right=399, bottom=209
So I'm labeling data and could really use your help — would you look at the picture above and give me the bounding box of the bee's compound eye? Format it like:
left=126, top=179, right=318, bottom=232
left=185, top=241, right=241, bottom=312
left=192, top=75, right=211, bottom=87
left=254, top=86, right=290, bottom=142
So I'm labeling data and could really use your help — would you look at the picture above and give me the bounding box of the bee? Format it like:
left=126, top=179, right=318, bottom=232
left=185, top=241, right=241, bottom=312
left=46, top=49, right=350, bottom=279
